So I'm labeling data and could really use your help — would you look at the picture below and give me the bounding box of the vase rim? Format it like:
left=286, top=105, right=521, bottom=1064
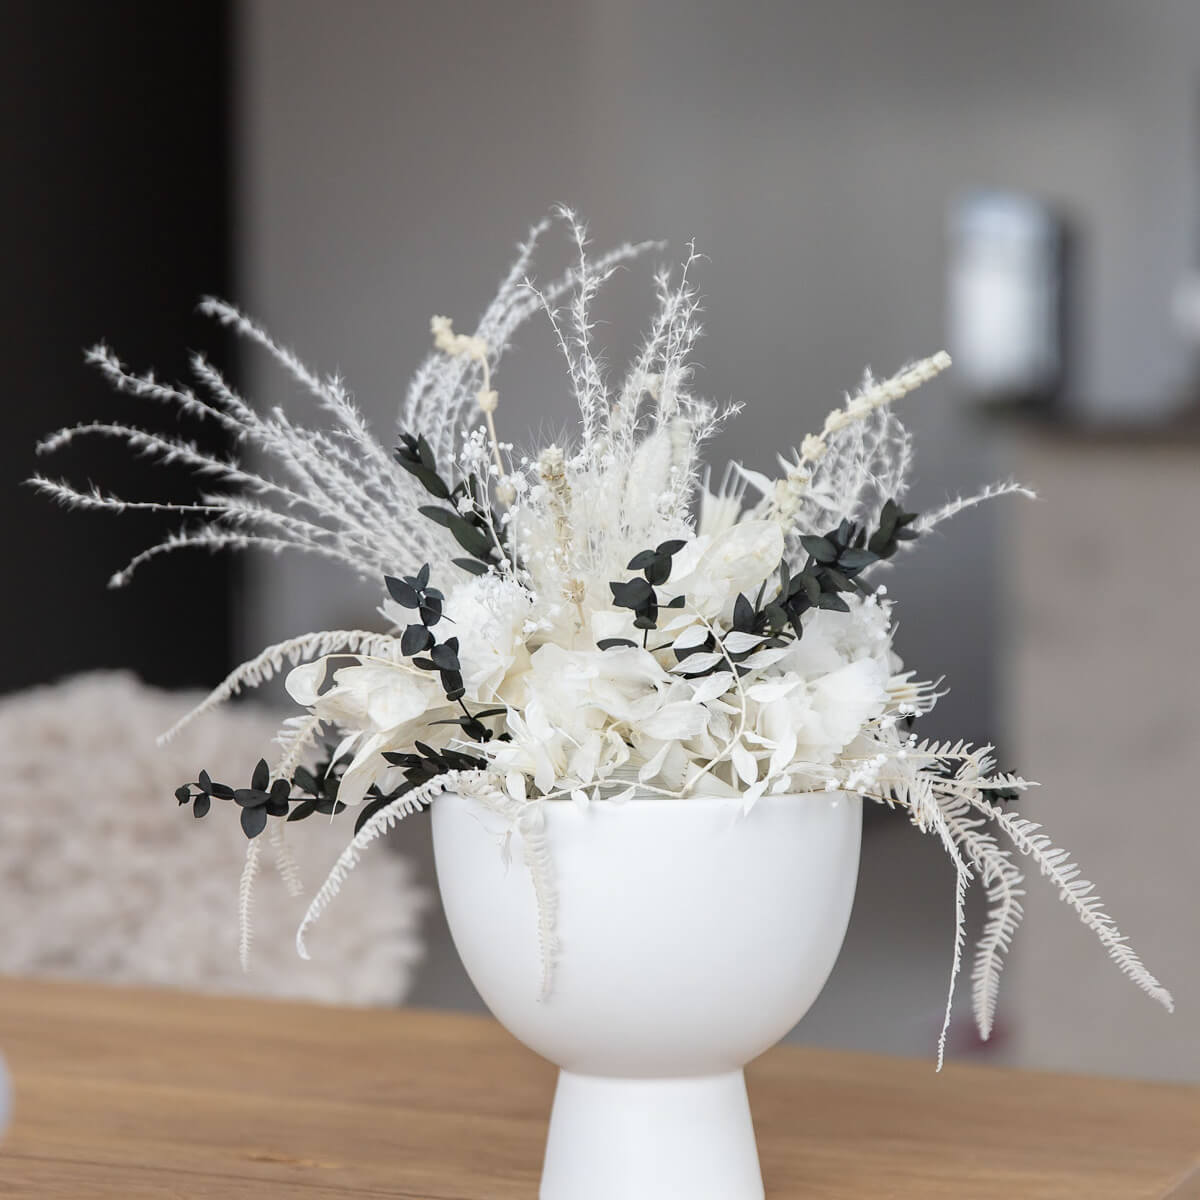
left=450, top=788, right=858, bottom=809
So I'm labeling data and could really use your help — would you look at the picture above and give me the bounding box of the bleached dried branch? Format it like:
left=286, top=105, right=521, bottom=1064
left=918, top=481, right=1037, bottom=534
left=402, top=215, right=659, bottom=462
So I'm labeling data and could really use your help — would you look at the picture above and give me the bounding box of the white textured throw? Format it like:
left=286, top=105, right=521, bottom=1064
left=0, top=672, right=427, bottom=1006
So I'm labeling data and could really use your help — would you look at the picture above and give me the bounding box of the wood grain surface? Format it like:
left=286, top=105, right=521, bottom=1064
left=0, top=976, right=1196, bottom=1197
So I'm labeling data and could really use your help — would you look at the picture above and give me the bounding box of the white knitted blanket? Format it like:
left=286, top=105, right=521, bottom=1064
left=0, top=672, right=427, bottom=1006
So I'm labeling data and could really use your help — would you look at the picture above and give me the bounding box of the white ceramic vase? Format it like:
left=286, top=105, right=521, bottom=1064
left=431, top=790, right=862, bottom=1200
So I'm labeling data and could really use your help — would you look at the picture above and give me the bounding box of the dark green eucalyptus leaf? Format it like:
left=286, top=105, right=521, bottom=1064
left=643, top=555, right=672, bottom=585
left=418, top=505, right=457, bottom=529
left=353, top=793, right=395, bottom=836
left=800, top=535, right=838, bottom=564
left=251, top=759, right=270, bottom=793
left=430, top=643, right=461, bottom=671
left=449, top=518, right=495, bottom=560
left=385, top=575, right=421, bottom=608
left=419, top=595, right=443, bottom=626
left=241, top=805, right=268, bottom=838
left=292, top=765, right=318, bottom=794
left=597, top=637, right=637, bottom=650
left=382, top=751, right=422, bottom=768
left=398, top=460, right=451, bottom=499
left=838, top=548, right=878, bottom=570
left=610, top=578, right=654, bottom=609
left=193, top=794, right=210, bottom=818
left=733, top=593, right=755, bottom=633
left=453, top=557, right=490, bottom=576
left=401, top=624, right=434, bottom=656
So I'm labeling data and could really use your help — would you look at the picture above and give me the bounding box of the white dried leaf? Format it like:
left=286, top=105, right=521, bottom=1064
left=722, top=631, right=762, bottom=654
left=689, top=672, right=735, bottom=703
left=731, top=742, right=758, bottom=786
left=672, top=625, right=709, bottom=652
left=673, top=652, right=724, bottom=675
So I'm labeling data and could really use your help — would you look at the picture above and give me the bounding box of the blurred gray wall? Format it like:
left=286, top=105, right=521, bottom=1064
left=233, top=0, right=1199, bottom=1067
left=234, top=0, right=1200, bottom=749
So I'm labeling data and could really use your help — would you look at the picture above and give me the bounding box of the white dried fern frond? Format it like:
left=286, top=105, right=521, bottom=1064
left=907, top=773, right=974, bottom=1071
left=519, top=802, right=560, bottom=999
left=238, top=837, right=262, bottom=972
left=272, top=714, right=324, bottom=782
left=157, top=629, right=403, bottom=744
left=937, top=791, right=1026, bottom=1041
left=462, top=784, right=562, bottom=998
left=296, top=770, right=485, bottom=960
left=268, top=816, right=304, bottom=900
left=980, top=804, right=1174, bottom=1013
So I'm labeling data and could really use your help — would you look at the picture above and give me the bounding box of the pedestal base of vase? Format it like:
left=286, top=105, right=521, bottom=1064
left=540, top=1068, right=762, bottom=1200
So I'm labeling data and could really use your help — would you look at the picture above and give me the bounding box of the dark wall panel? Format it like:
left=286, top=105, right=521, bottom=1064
left=3, top=1, right=235, bottom=691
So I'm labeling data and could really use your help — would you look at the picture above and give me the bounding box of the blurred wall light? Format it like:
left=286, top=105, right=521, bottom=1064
left=948, top=191, right=1066, bottom=407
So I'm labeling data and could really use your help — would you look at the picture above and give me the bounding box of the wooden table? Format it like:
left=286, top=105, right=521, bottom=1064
left=1, top=977, right=1197, bottom=1198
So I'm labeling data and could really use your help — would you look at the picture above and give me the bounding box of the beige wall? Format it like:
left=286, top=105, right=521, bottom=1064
left=1001, top=435, right=1197, bottom=1081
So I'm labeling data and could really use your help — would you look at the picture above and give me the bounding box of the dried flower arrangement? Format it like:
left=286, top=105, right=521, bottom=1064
left=34, top=211, right=1171, bottom=1066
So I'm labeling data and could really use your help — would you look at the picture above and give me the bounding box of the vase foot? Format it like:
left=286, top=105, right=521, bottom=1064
left=539, top=1068, right=763, bottom=1200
